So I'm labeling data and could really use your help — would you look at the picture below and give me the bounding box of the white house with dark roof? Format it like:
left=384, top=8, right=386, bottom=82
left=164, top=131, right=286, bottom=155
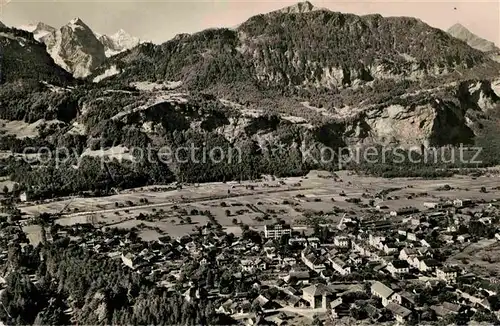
left=399, top=248, right=418, bottom=261
left=264, top=223, right=292, bottom=239
left=301, top=248, right=326, bottom=273
left=454, top=199, right=473, bottom=208
left=369, top=234, right=386, bottom=250
left=383, top=243, right=399, bottom=255
left=334, top=236, right=350, bottom=248
left=371, top=281, right=396, bottom=307
left=387, top=260, right=410, bottom=276
left=419, top=259, right=440, bottom=272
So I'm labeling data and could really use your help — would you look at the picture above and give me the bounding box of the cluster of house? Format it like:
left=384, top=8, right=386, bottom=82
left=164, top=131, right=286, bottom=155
left=9, top=195, right=500, bottom=325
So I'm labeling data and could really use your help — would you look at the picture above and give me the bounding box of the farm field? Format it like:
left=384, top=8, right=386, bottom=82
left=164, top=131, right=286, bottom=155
left=18, top=170, right=500, bottom=240
left=448, top=239, right=500, bottom=278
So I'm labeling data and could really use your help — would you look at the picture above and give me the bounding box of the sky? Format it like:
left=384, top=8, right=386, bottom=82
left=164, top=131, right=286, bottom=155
left=0, top=0, right=498, bottom=45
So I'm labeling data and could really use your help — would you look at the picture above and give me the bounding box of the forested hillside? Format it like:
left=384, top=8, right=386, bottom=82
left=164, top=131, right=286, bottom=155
left=0, top=236, right=232, bottom=325
left=94, top=9, right=498, bottom=95
left=0, top=27, right=74, bottom=85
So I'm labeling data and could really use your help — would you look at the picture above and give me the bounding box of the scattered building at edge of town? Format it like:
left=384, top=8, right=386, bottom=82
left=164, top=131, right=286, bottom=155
left=423, top=202, right=444, bottom=209
left=390, top=207, right=420, bottom=217
left=19, top=191, right=28, bottom=202
left=453, top=199, right=473, bottom=208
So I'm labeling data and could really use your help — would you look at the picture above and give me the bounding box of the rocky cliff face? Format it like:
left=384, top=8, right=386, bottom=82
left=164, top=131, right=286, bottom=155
left=71, top=77, right=500, bottom=152
left=276, top=1, right=317, bottom=14
left=41, top=18, right=106, bottom=78
left=85, top=3, right=500, bottom=150
left=4, top=3, right=500, bottom=156
left=19, top=21, right=140, bottom=74
left=96, top=3, right=499, bottom=95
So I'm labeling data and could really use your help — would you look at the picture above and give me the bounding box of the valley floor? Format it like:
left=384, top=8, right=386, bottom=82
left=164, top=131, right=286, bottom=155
left=18, top=169, right=500, bottom=242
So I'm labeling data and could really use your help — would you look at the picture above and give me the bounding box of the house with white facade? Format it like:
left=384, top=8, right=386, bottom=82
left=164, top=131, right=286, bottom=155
left=330, top=257, right=351, bottom=276
left=387, top=260, right=410, bottom=277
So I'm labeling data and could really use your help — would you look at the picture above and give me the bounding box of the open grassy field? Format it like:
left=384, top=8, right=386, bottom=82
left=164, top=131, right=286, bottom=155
left=18, top=170, right=500, bottom=240
left=0, top=178, right=16, bottom=192
left=448, top=239, right=500, bottom=277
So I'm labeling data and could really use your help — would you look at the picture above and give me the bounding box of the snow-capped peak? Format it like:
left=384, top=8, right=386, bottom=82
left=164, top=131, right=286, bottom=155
left=69, top=17, right=84, bottom=25
left=18, top=22, right=56, bottom=41
left=114, top=29, right=128, bottom=36
left=40, top=18, right=105, bottom=78
left=99, top=29, right=140, bottom=57
left=19, top=23, right=37, bottom=33
left=110, top=29, right=139, bottom=46
left=66, top=17, right=91, bottom=32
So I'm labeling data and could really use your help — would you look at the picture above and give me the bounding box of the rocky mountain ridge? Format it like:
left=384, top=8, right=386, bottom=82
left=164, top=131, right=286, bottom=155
left=84, top=3, right=500, bottom=150
left=39, top=18, right=106, bottom=78
left=18, top=22, right=55, bottom=41
left=447, top=23, right=499, bottom=53
left=95, top=4, right=499, bottom=92
left=0, top=4, right=499, bottom=167
left=0, top=4, right=499, bottom=196
left=18, top=19, right=139, bottom=77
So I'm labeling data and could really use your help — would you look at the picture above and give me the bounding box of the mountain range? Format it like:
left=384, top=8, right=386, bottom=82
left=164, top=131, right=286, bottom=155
left=12, top=3, right=500, bottom=80
left=0, top=1, right=499, bottom=195
left=18, top=18, right=140, bottom=77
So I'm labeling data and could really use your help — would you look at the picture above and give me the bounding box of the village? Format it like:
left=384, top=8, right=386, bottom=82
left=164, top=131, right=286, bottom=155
left=1, top=171, right=500, bottom=325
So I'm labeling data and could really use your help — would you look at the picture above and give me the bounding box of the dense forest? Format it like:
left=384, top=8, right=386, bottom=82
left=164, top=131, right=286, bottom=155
left=0, top=237, right=232, bottom=325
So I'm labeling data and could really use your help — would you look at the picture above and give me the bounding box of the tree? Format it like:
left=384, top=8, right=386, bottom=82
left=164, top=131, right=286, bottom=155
left=487, top=295, right=500, bottom=311
left=350, top=307, right=367, bottom=320
left=473, top=309, right=499, bottom=323
left=2, top=185, right=8, bottom=194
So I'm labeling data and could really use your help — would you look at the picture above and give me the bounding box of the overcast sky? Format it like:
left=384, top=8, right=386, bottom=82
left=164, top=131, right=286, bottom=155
left=0, top=0, right=498, bottom=45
